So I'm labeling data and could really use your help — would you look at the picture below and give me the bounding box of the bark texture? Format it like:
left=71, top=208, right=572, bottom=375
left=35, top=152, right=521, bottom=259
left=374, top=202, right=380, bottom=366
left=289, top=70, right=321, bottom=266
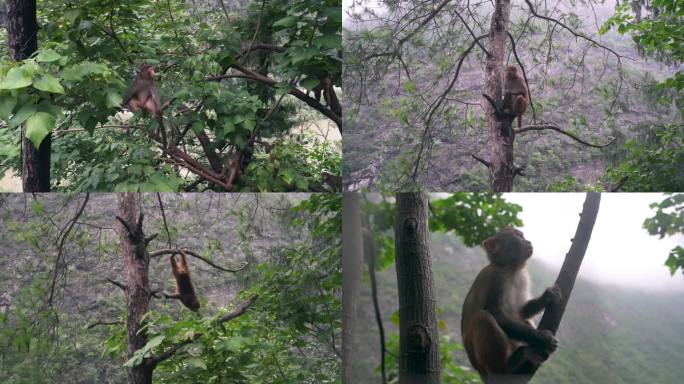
left=341, top=193, right=363, bottom=383
left=117, top=193, right=154, bottom=384
left=395, top=193, right=440, bottom=384
left=484, top=0, right=515, bottom=192
left=6, top=0, right=51, bottom=192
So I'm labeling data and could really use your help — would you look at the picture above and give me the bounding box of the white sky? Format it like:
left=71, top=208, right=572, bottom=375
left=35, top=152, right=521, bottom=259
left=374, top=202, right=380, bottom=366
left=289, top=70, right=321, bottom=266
left=503, top=193, right=684, bottom=292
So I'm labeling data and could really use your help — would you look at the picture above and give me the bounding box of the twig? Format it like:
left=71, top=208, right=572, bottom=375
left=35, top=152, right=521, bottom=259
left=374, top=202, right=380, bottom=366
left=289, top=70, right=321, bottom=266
left=149, top=248, right=248, bottom=273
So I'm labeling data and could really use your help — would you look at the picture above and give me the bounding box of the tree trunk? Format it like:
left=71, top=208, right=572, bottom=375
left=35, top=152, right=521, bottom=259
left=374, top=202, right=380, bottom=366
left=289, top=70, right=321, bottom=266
left=520, top=192, right=601, bottom=382
left=5, top=0, right=51, bottom=192
left=484, top=0, right=515, bottom=192
left=341, top=192, right=363, bottom=383
left=117, top=193, right=154, bottom=384
left=395, top=193, right=440, bottom=384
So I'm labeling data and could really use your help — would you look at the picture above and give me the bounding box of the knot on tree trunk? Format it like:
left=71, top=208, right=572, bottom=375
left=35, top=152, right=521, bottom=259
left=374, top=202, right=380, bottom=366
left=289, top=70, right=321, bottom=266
left=406, top=324, right=431, bottom=353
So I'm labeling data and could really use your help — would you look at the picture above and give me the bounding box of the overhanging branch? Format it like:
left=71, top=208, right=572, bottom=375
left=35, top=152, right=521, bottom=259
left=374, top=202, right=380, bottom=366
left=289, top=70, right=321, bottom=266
left=149, top=248, right=248, bottom=273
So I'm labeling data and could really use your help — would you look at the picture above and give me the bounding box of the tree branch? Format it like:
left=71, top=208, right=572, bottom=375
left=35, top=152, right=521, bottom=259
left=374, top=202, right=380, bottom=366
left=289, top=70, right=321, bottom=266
left=471, top=154, right=492, bottom=168
left=515, top=124, right=615, bottom=148
left=106, top=278, right=127, bottom=292
left=146, top=296, right=258, bottom=367
left=149, top=248, right=248, bottom=272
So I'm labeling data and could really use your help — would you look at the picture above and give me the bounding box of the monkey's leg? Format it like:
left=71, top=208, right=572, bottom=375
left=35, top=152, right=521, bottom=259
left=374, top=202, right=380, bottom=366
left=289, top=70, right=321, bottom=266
left=464, top=310, right=512, bottom=377
left=128, top=99, right=142, bottom=112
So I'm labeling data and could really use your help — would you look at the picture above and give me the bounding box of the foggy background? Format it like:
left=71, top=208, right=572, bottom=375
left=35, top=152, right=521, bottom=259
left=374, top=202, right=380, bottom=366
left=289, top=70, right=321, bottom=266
left=504, top=193, right=684, bottom=291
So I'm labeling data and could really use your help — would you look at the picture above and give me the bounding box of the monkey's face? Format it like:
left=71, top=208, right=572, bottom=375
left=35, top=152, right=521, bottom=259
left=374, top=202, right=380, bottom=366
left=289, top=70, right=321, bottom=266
left=140, top=64, right=156, bottom=79
left=483, top=228, right=533, bottom=266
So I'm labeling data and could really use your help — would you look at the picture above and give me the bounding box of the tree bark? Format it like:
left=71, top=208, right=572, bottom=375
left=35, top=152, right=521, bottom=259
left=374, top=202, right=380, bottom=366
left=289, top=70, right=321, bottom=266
left=5, top=0, right=51, bottom=192
left=395, top=193, right=440, bottom=384
left=341, top=192, right=363, bottom=383
left=117, top=193, right=154, bottom=384
left=484, top=0, right=515, bottom=192
left=519, top=192, right=601, bottom=382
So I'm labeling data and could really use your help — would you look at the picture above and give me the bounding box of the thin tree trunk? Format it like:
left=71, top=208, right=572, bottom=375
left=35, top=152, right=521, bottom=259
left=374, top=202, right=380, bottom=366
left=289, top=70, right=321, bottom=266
left=117, top=193, right=154, bottom=384
left=484, top=0, right=514, bottom=192
left=341, top=192, right=363, bottom=383
left=5, top=0, right=51, bottom=192
left=395, top=193, right=440, bottom=384
left=519, top=192, right=601, bottom=382
left=365, top=226, right=387, bottom=384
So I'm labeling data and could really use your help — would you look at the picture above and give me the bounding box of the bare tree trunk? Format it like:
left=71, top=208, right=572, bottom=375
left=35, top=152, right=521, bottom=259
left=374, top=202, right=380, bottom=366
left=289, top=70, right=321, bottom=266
left=484, top=0, right=514, bottom=192
left=519, top=192, right=601, bottom=382
left=341, top=193, right=363, bottom=383
left=117, top=193, right=154, bottom=384
left=5, top=0, right=51, bottom=192
left=395, top=193, right=440, bottom=384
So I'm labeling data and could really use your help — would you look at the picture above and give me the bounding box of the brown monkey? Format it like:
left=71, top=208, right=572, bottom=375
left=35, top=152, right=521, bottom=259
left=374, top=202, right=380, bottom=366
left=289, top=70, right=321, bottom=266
left=311, top=76, right=342, bottom=117
left=225, top=153, right=242, bottom=191
left=170, top=251, right=200, bottom=312
left=123, top=64, right=161, bottom=117
left=503, top=65, right=529, bottom=130
left=461, top=228, right=560, bottom=382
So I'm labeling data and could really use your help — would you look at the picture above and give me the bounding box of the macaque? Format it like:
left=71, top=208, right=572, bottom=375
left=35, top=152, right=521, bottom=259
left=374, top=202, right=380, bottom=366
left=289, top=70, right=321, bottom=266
left=502, top=65, right=529, bottom=131
left=310, top=76, right=342, bottom=117
left=123, top=64, right=161, bottom=117
left=225, top=153, right=242, bottom=191
left=461, top=228, right=561, bottom=381
left=170, top=251, right=200, bottom=312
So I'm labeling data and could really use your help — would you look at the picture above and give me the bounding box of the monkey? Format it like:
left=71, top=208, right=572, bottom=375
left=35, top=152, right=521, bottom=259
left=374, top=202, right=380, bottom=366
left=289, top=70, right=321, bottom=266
left=461, top=228, right=561, bottom=382
left=225, top=153, right=242, bottom=191
left=308, top=76, right=342, bottom=117
left=502, top=65, right=529, bottom=135
left=169, top=250, right=200, bottom=312
left=123, top=64, right=161, bottom=117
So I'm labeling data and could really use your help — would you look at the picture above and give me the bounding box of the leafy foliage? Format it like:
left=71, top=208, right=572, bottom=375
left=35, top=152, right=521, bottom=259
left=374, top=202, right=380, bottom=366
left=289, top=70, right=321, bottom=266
left=643, top=193, right=684, bottom=275
left=0, top=0, right=341, bottom=191
left=604, top=124, right=683, bottom=191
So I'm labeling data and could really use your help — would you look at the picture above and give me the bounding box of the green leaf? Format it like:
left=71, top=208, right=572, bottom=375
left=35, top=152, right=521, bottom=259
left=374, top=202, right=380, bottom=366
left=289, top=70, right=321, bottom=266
left=8, top=104, right=37, bottom=128
left=186, top=357, right=207, bottom=370
left=33, top=74, right=65, bottom=94
left=35, top=49, right=62, bottom=63
left=106, top=91, right=123, bottom=108
left=300, top=77, right=321, bottom=91
left=0, top=97, right=17, bottom=120
left=273, top=16, right=298, bottom=27
left=0, top=67, right=33, bottom=89
left=25, top=112, right=55, bottom=148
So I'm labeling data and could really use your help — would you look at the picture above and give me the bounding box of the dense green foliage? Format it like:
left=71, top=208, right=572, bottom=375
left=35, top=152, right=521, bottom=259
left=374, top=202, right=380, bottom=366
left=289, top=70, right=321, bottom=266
left=0, top=193, right=341, bottom=383
left=0, top=0, right=341, bottom=191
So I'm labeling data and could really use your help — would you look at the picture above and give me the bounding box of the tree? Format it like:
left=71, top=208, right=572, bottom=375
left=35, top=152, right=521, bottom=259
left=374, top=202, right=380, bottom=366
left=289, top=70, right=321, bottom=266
left=345, top=1, right=625, bottom=191
left=5, top=0, right=50, bottom=192
left=519, top=192, right=601, bottom=382
left=395, top=192, right=440, bottom=383
left=342, top=193, right=363, bottom=383
left=0, top=0, right=341, bottom=192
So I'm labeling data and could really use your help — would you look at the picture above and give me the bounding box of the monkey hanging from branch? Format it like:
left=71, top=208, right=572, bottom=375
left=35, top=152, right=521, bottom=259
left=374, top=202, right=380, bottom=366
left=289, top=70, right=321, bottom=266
left=461, top=228, right=561, bottom=381
left=168, top=250, right=200, bottom=312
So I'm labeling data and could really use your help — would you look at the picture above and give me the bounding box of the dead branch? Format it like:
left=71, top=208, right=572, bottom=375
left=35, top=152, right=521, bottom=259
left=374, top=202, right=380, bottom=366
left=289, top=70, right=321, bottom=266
left=106, top=278, right=127, bottom=292
left=86, top=319, right=123, bottom=329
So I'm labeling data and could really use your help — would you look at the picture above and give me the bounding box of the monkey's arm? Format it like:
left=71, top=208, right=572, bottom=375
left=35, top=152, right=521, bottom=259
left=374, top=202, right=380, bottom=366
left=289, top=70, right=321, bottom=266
left=521, top=285, right=561, bottom=319
left=122, top=81, right=145, bottom=105
left=485, top=281, right=554, bottom=346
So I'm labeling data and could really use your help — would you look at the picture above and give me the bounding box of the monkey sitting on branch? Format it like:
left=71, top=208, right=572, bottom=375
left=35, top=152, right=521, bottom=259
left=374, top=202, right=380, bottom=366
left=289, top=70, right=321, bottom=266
left=461, top=228, right=560, bottom=382
left=168, top=250, right=200, bottom=312
left=122, top=63, right=169, bottom=146
left=123, top=64, right=161, bottom=117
